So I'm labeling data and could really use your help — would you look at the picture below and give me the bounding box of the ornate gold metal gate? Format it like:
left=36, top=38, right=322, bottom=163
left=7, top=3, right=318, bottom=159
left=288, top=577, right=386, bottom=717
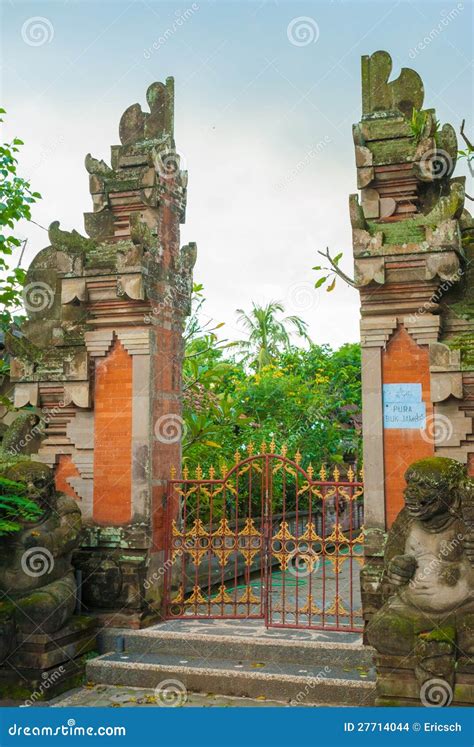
left=164, top=444, right=364, bottom=631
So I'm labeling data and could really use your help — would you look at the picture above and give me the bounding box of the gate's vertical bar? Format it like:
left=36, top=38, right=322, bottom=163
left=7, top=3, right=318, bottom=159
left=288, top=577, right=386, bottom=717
left=181, top=475, right=188, bottom=616
left=349, top=480, right=354, bottom=630
left=207, top=474, right=213, bottom=617
left=221, top=477, right=227, bottom=617
left=335, top=480, right=340, bottom=630
left=235, top=464, right=240, bottom=618
left=264, top=454, right=270, bottom=628
left=307, top=468, right=313, bottom=629
left=322, top=481, right=326, bottom=628
left=163, top=477, right=171, bottom=619
left=247, top=458, right=255, bottom=616
left=293, top=459, right=298, bottom=628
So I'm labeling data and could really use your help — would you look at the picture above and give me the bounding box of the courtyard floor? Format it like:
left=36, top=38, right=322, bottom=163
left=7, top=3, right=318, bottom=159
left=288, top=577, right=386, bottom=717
left=48, top=683, right=292, bottom=708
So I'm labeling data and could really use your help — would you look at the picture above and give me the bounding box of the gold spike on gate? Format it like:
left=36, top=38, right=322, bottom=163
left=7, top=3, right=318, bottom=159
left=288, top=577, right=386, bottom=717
left=209, top=465, right=215, bottom=480
left=234, top=450, right=240, bottom=464
left=281, top=443, right=288, bottom=457
left=220, top=462, right=227, bottom=478
left=247, top=442, right=254, bottom=455
left=170, top=465, right=177, bottom=479
left=319, top=464, right=327, bottom=480
left=269, top=437, right=276, bottom=453
left=183, top=465, right=189, bottom=480
left=347, top=465, right=355, bottom=482
left=333, top=466, right=340, bottom=482
left=195, top=464, right=203, bottom=479
left=260, top=440, right=267, bottom=453
left=307, top=463, right=314, bottom=479
left=294, top=449, right=302, bottom=465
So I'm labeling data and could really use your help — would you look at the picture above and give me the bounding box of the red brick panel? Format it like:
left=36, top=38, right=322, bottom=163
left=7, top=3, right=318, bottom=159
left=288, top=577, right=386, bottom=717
left=55, top=454, right=81, bottom=502
left=468, top=452, right=474, bottom=477
left=93, top=339, right=133, bottom=524
left=382, top=325, right=434, bottom=527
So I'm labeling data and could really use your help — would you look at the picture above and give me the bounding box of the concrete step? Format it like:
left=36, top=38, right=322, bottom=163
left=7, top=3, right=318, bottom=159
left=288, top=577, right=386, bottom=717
left=87, top=648, right=375, bottom=706
left=98, top=627, right=374, bottom=670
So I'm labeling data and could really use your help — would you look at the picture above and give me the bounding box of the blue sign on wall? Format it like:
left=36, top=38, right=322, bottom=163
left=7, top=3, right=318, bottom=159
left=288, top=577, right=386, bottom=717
left=383, top=383, right=425, bottom=430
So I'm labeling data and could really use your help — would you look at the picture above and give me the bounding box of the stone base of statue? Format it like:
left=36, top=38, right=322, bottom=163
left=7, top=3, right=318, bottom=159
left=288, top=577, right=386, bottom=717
left=0, top=616, right=97, bottom=703
left=365, top=457, right=474, bottom=708
left=374, top=653, right=474, bottom=707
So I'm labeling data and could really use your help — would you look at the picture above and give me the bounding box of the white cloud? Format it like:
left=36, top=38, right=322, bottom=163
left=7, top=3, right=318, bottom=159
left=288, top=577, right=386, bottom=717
left=7, top=92, right=360, bottom=350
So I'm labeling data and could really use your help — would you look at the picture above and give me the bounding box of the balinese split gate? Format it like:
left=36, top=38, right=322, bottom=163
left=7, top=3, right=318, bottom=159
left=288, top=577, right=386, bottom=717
left=164, top=444, right=364, bottom=631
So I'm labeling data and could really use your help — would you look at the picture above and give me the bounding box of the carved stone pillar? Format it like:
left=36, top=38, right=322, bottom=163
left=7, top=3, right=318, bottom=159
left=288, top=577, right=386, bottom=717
left=9, top=79, right=196, bottom=627
left=351, top=51, right=473, bottom=629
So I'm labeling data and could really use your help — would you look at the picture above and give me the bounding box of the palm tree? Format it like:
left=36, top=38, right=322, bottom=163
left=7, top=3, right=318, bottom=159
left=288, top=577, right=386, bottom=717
left=236, top=300, right=310, bottom=370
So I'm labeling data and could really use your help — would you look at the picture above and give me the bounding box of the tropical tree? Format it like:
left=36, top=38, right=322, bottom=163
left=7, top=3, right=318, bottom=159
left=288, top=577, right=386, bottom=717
left=0, top=109, right=41, bottom=331
left=236, top=300, right=310, bottom=370
left=182, top=284, right=244, bottom=454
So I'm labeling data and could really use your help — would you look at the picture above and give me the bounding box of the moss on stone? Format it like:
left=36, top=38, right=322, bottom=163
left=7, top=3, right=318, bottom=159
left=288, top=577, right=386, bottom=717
left=404, top=456, right=465, bottom=488
left=447, top=333, right=474, bottom=369
left=0, top=414, right=41, bottom=456
left=0, top=459, right=52, bottom=487
left=367, top=219, right=426, bottom=245
left=420, top=625, right=456, bottom=645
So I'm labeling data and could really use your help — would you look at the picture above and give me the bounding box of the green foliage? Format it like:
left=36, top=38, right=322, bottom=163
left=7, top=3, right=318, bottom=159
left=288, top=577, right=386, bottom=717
left=0, top=474, right=42, bottom=536
left=236, top=300, right=310, bottom=370
left=313, top=248, right=356, bottom=292
left=409, top=107, right=428, bottom=144
left=0, top=109, right=41, bottom=330
left=182, top=291, right=362, bottom=478
left=409, top=108, right=440, bottom=146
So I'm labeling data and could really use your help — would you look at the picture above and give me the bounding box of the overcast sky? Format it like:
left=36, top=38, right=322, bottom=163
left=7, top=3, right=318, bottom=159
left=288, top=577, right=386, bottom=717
left=1, top=0, right=473, bottom=348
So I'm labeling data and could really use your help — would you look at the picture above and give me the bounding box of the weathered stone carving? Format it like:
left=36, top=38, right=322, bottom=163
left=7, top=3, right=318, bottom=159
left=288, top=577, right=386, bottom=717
left=361, top=50, right=424, bottom=118
left=367, top=457, right=474, bottom=705
left=7, top=78, right=195, bottom=627
left=353, top=52, right=473, bottom=654
left=0, top=458, right=96, bottom=700
left=0, top=461, right=80, bottom=649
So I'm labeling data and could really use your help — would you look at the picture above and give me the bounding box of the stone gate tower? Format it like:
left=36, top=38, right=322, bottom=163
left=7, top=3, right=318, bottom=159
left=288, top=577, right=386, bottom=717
left=351, top=52, right=473, bottom=625
left=9, top=79, right=196, bottom=627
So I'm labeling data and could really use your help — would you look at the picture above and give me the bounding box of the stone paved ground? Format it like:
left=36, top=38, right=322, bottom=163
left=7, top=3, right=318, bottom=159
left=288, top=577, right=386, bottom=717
left=48, top=683, right=294, bottom=707
left=147, top=618, right=362, bottom=644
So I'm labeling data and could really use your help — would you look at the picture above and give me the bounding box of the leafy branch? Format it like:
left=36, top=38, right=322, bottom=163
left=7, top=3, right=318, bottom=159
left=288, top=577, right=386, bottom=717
left=313, top=247, right=356, bottom=292
left=459, top=119, right=474, bottom=195
left=0, top=108, right=41, bottom=330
